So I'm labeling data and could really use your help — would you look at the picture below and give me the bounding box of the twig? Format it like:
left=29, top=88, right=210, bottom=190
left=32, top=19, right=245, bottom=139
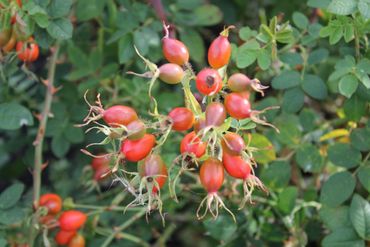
left=101, top=209, right=147, bottom=247
left=29, top=44, right=60, bottom=247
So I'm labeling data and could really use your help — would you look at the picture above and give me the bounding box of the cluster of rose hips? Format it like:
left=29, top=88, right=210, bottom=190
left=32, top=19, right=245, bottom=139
left=80, top=23, right=276, bottom=221
left=38, top=193, right=87, bottom=246
left=0, top=0, right=40, bottom=62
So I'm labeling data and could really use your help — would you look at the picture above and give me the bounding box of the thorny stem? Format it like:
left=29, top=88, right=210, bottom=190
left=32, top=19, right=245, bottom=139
left=29, top=44, right=60, bottom=247
left=101, top=209, right=147, bottom=247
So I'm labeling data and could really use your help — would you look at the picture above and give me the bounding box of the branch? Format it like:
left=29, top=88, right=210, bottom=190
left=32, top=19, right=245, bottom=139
left=29, top=44, right=60, bottom=247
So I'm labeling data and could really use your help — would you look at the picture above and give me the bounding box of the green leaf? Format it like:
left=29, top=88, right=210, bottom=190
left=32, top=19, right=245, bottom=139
left=302, top=74, right=328, bottom=100
left=328, top=143, right=361, bottom=169
left=236, top=40, right=259, bottom=68
left=63, top=125, right=84, bottom=144
left=0, top=103, right=34, bottom=130
left=344, top=23, right=355, bottom=42
left=271, top=70, right=301, bottom=90
left=0, top=207, right=25, bottom=225
left=249, top=133, right=276, bottom=164
left=322, top=227, right=365, bottom=247
left=282, top=87, right=305, bottom=113
left=339, top=74, right=359, bottom=98
left=308, top=0, right=330, bottom=8
left=295, top=144, right=324, bottom=173
left=350, top=194, right=370, bottom=240
left=292, top=12, right=309, bottom=29
left=308, top=48, right=329, bottom=65
left=350, top=128, right=370, bottom=151
left=320, top=171, right=355, bottom=207
left=278, top=186, right=298, bottom=214
left=67, top=43, right=89, bottom=68
left=329, top=25, right=343, bottom=45
left=261, top=161, right=291, bottom=189
left=47, top=18, right=73, bottom=40
left=76, top=0, right=105, bottom=21
left=280, top=52, right=303, bottom=67
left=239, top=26, right=257, bottom=41
left=52, top=134, right=70, bottom=158
left=319, top=206, right=351, bottom=230
left=118, top=33, right=134, bottom=64
left=327, top=0, right=358, bottom=15
left=358, top=166, right=370, bottom=192
left=48, top=0, right=72, bottom=18
left=344, top=96, right=367, bottom=122
left=133, top=28, right=153, bottom=56
left=180, top=29, right=205, bottom=64
left=192, top=5, right=222, bottom=26
left=33, top=13, right=49, bottom=28
left=203, top=215, right=237, bottom=242
left=257, top=48, right=271, bottom=70
left=0, top=183, right=24, bottom=209
left=275, top=115, right=302, bottom=147
left=358, top=0, right=370, bottom=19
left=0, top=238, right=6, bottom=247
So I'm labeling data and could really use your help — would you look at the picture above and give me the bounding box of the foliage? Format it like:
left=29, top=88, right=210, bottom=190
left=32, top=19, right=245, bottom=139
left=0, top=0, right=369, bottom=246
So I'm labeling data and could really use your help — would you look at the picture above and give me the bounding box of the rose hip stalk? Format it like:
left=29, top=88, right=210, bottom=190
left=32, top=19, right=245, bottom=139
left=197, top=158, right=235, bottom=221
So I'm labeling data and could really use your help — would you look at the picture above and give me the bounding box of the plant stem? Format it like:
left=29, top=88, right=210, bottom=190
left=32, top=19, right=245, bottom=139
left=29, top=44, right=60, bottom=247
left=101, top=209, right=146, bottom=247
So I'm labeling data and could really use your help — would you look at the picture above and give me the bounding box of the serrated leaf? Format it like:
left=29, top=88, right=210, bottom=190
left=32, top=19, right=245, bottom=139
left=118, top=33, right=134, bottom=64
left=203, top=215, right=237, bottom=242
left=51, top=134, right=70, bottom=158
left=180, top=29, right=205, bottom=64
left=261, top=161, right=291, bottom=189
left=295, top=144, right=324, bottom=173
left=328, top=143, right=361, bottom=169
left=47, top=18, right=73, bottom=40
left=322, top=227, right=364, bottom=247
left=239, top=26, right=257, bottom=41
left=358, top=166, right=370, bottom=192
left=302, top=74, right=328, bottom=100
left=350, top=194, right=370, bottom=240
left=0, top=103, right=34, bottom=130
left=278, top=187, right=298, bottom=214
left=272, top=70, right=301, bottom=89
left=350, top=128, right=370, bottom=151
left=320, top=171, right=355, bottom=207
left=358, top=0, right=370, bottom=19
left=339, top=74, right=359, bottom=98
left=282, top=87, right=305, bottom=113
left=327, top=0, right=358, bottom=15
left=344, top=96, right=367, bottom=122
left=0, top=183, right=24, bottom=209
left=292, top=12, right=309, bottom=29
left=192, top=5, right=222, bottom=26
left=249, top=133, right=276, bottom=164
left=319, top=206, right=351, bottom=230
left=308, top=48, right=329, bottom=65
left=257, top=48, right=271, bottom=70
left=48, top=0, right=72, bottom=18
left=236, top=40, right=259, bottom=68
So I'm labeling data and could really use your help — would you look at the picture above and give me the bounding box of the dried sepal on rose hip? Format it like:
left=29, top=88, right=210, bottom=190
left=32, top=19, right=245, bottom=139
left=168, top=131, right=207, bottom=201
left=222, top=152, right=267, bottom=208
left=124, top=154, right=168, bottom=223
left=197, top=158, right=235, bottom=221
left=227, top=73, right=269, bottom=95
